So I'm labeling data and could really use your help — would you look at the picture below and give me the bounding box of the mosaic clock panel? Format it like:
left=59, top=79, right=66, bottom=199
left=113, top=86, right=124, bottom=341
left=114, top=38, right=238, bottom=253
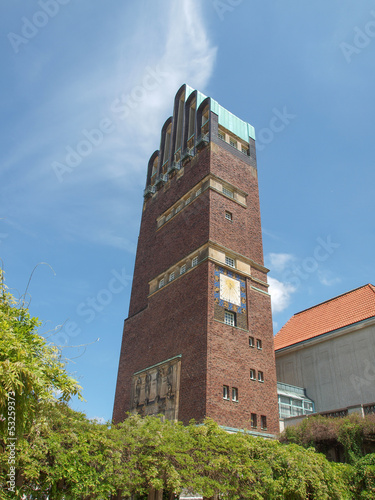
left=214, top=266, right=247, bottom=314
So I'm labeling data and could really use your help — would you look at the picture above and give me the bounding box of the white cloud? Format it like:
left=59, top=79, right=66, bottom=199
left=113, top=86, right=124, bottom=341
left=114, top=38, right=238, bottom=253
left=1, top=0, right=217, bottom=252
left=268, top=276, right=296, bottom=313
left=266, top=252, right=295, bottom=273
left=90, top=416, right=106, bottom=425
left=318, top=270, right=341, bottom=287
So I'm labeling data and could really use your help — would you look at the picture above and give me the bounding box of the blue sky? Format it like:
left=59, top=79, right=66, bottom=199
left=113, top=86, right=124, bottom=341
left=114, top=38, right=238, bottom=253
left=1, top=0, right=375, bottom=422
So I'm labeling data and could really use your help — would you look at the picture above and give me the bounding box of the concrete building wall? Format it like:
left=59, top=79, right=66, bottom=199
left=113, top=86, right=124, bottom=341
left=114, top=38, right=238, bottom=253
left=275, top=318, right=375, bottom=413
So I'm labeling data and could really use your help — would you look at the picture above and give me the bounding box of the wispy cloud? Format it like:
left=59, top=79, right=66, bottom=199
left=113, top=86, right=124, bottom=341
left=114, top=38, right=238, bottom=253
left=266, top=252, right=295, bottom=273
left=1, top=0, right=217, bottom=252
left=268, top=276, right=297, bottom=313
left=318, top=270, right=341, bottom=287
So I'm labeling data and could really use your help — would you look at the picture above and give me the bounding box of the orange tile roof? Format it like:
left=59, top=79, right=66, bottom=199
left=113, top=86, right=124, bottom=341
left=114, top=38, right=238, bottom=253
left=274, top=284, right=375, bottom=351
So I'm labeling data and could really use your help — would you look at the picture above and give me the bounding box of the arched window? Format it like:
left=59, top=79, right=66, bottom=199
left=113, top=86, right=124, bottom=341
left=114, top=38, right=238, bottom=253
left=159, top=117, right=173, bottom=172
left=196, top=98, right=210, bottom=149
left=146, top=151, right=159, bottom=186
left=182, top=91, right=198, bottom=153
left=172, top=86, right=186, bottom=162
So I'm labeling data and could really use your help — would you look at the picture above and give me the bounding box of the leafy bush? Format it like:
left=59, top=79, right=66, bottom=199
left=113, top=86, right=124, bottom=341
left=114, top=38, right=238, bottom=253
left=281, top=414, right=375, bottom=463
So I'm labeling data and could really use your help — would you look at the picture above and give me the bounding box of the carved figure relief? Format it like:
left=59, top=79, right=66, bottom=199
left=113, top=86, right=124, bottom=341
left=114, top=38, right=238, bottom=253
left=130, top=356, right=181, bottom=421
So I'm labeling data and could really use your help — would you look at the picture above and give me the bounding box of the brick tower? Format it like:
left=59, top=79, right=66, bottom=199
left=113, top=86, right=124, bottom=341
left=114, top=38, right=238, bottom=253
left=113, top=85, right=279, bottom=435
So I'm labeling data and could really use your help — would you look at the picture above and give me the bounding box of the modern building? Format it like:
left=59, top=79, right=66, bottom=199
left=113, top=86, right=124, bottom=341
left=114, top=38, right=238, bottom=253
left=274, top=284, right=375, bottom=414
left=277, top=382, right=315, bottom=420
left=113, top=84, right=279, bottom=435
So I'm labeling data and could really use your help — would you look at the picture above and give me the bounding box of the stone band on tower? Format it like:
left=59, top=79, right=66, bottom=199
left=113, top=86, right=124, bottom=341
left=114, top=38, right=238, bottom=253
left=113, top=84, right=279, bottom=435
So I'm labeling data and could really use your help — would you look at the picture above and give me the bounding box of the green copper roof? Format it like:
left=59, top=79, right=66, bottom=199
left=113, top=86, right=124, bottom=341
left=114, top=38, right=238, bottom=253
left=179, top=84, right=256, bottom=142
left=211, top=98, right=255, bottom=142
left=184, top=84, right=194, bottom=101
left=184, top=85, right=207, bottom=110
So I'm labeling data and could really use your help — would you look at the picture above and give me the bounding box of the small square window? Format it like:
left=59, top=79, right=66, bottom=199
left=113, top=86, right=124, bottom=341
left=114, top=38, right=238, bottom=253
left=180, top=264, right=186, bottom=275
left=225, top=256, right=235, bottom=268
left=166, top=213, right=172, bottom=221
left=159, top=278, right=165, bottom=289
left=257, top=339, right=262, bottom=350
left=249, top=336, right=254, bottom=348
left=224, top=310, right=235, bottom=326
left=169, top=272, right=175, bottom=282
left=225, top=211, right=232, bottom=221
left=176, top=205, right=182, bottom=213
left=250, top=369, right=256, bottom=380
left=251, top=413, right=257, bottom=428
left=223, top=385, right=229, bottom=400
left=261, top=415, right=267, bottom=430
left=232, top=387, right=238, bottom=402
left=218, top=131, right=225, bottom=141
left=196, top=188, right=202, bottom=197
left=229, top=138, right=237, bottom=149
left=258, top=371, right=264, bottom=383
left=192, top=256, right=198, bottom=267
left=185, top=197, right=191, bottom=205
left=223, top=187, right=234, bottom=198
left=241, top=146, right=248, bottom=155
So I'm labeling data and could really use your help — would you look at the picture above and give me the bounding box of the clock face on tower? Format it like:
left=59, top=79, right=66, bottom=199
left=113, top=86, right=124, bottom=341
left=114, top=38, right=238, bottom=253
left=220, top=274, right=241, bottom=306
left=214, top=266, right=247, bottom=314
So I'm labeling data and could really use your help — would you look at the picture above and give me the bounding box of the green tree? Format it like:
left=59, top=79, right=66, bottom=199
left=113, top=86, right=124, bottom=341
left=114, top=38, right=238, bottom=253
left=0, top=269, right=82, bottom=438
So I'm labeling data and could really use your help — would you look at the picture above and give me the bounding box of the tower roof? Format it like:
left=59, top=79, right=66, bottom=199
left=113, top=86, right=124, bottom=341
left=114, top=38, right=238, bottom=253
left=274, top=284, right=375, bottom=351
left=176, top=84, right=255, bottom=141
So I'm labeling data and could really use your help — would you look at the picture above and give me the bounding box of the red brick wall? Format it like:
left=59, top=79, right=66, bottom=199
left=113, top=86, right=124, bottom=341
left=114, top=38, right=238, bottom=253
left=128, top=147, right=211, bottom=317
left=113, top=261, right=209, bottom=425
left=206, top=261, right=279, bottom=433
left=209, top=143, right=264, bottom=266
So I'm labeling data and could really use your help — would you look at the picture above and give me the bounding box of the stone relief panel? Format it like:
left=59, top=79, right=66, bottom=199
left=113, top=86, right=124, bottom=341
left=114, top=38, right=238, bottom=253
left=130, top=356, right=181, bottom=421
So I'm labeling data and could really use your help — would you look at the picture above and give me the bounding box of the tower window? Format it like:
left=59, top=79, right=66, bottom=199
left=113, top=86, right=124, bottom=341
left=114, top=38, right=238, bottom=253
left=261, top=415, right=267, bottom=430
left=251, top=413, right=257, bottom=428
left=196, top=188, right=201, bottom=197
left=225, top=256, right=235, bottom=268
left=166, top=213, right=172, bottom=221
left=258, top=371, right=264, bottom=383
left=232, top=387, right=238, bottom=402
left=257, top=339, right=262, bottom=350
left=159, top=278, right=165, bottom=289
left=192, top=256, right=198, bottom=267
left=185, top=196, right=191, bottom=205
left=223, top=385, right=229, bottom=400
left=169, top=272, right=175, bottom=282
left=241, top=146, right=249, bottom=155
left=218, top=131, right=225, bottom=141
left=250, top=369, right=256, bottom=381
left=176, top=205, right=182, bottom=213
left=224, top=310, right=236, bottom=326
left=225, top=211, right=232, bottom=221
left=180, top=264, right=186, bottom=275
left=249, top=336, right=255, bottom=348
left=223, top=187, right=234, bottom=198
left=229, top=138, right=237, bottom=149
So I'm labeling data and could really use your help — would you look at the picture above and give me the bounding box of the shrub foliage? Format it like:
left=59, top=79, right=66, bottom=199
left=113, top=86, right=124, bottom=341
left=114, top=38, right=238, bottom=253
left=0, top=271, right=374, bottom=498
